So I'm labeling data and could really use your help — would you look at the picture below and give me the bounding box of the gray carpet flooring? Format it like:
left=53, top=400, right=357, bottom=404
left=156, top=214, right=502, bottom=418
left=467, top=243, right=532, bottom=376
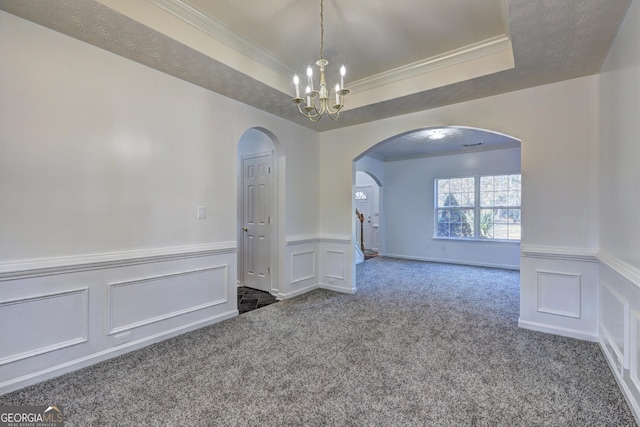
left=1, top=257, right=636, bottom=426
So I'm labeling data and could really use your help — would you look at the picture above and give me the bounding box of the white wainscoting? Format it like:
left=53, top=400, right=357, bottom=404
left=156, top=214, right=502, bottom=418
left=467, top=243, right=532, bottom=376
left=290, top=251, right=316, bottom=285
left=597, top=252, right=640, bottom=423
left=0, top=288, right=89, bottom=365
left=0, top=243, right=237, bottom=395
left=109, top=265, right=228, bottom=335
left=536, top=271, right=582, bottom=318
left=281, top=235, right=356, bottom=299
left=319, top=235, right=356, bottom=294
left=519, top=245, right=599, bottom=341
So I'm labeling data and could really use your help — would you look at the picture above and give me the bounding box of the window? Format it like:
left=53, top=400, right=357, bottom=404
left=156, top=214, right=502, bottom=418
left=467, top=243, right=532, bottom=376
left=435, top=174, right=521, bottom=241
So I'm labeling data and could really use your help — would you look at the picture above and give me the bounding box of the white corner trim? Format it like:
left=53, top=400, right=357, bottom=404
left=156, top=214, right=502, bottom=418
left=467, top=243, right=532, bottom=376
left=0, top=242, right=237, bottom=281
left=520, top=245, right=598, bottom=262
left=597, top=251, right=640, bottom=290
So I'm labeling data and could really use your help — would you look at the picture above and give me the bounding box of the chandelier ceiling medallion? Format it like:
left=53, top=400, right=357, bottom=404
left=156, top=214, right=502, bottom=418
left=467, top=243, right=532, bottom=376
left=292, top=0, right=349, bottom=122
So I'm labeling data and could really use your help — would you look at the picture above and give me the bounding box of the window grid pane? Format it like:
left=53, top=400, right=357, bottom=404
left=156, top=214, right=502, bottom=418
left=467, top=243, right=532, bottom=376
left=437, top=174, right=521, bottom=241
left=436, top=208, right=474, bottom=238
left=436, top=177, right=475, bottom=208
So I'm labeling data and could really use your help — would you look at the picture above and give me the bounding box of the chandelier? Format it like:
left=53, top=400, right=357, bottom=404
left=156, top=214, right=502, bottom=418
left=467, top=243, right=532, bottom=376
left=292, top=0, right=349, bottom=122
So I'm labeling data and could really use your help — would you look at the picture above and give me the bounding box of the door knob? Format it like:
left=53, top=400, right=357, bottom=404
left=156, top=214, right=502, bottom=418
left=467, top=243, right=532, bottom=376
left=242, top=227, right=248, bottom=232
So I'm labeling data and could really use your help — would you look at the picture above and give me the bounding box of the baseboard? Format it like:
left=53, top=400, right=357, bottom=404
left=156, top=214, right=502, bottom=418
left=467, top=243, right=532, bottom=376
left=0, top=309, right=238, bottom=396
left=384, top=253, right=520, bottom=271
left=319, top=283, right=357, bottom=294
left=518, top=319, right=598, bottom=342
left=598, top=336, right=640, bottom=426
left=276, top=284, right=319, bottom=300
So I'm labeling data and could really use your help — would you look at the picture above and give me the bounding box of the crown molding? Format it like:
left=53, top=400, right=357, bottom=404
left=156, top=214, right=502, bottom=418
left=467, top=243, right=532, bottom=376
left=147, top=0, right=294, bottom=77
left=349, top=35, right=513, bottom=93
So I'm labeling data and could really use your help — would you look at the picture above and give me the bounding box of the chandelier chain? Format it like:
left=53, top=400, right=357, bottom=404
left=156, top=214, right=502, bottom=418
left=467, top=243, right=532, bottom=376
left=320, top=0, right=324, bottom=60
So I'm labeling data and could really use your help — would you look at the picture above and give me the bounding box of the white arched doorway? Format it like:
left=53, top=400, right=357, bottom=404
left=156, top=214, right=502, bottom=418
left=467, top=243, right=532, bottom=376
left=237, top=128, right=283, bottom=296
left=355, top=170, right=382, bottom=256
left=353, top=125, right=521, bottom=272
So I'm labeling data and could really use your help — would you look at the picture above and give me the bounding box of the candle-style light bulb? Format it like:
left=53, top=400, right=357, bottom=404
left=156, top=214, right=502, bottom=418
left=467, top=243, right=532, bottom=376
left=340, top=65, right=346, bottom=89
left=293, top=75, right=300, bottom=98
left=307, top=66, right=314, bottom=91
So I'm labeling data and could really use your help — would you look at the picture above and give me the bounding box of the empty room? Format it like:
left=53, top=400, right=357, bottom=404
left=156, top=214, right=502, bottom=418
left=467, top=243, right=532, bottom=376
left=1, top=0, right=639, bottom=424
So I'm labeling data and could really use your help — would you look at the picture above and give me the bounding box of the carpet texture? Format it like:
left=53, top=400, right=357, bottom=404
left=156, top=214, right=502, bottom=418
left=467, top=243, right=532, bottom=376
left=1, top=257, right=636, bottom=426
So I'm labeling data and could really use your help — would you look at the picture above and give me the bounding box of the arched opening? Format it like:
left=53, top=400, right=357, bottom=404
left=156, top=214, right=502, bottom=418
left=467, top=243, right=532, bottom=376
left=237, top=128, right=283, bottom=309
left=354, top=170, right=382, bottom=263
left=353, top=125, right=521, bottom=275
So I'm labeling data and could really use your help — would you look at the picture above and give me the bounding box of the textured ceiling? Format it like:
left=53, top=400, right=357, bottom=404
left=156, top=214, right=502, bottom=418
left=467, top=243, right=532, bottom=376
left=0, top=0, right=631, bottom=141
left=369, top=127, right=521, bottom=161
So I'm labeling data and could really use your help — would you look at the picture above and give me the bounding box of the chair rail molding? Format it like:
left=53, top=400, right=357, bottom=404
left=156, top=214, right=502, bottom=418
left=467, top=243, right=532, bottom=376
left=597, top=251, right=640, bottom=289
left=521, top=245, right=598, bottom=262
left=0, top=242, right=237, bottom=281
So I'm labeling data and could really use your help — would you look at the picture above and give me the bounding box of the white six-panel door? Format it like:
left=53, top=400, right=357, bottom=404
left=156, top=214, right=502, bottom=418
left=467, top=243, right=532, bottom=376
left=242, top=153, right=272, bottom=292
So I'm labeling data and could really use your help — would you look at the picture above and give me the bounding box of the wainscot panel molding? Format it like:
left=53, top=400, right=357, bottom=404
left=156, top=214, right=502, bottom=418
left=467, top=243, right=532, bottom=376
left=325, top=250, right=346, bottom=280
left=600, top=281, right=629, bottom=371
left=281, top=238, right=319, bottom=300
left=108, top=265, right=228, bottom=334
left=519, top=250, right=599, bottom=341
left=536, top=271, right=581, bottom=319
left=0, top=242, right=237, bottom=281
left=290, top=251, right=317, bottom=284
left=0, top=288, right=89, bottom=365
left=0, top=244, right=237, bottom=395
left=319, top=240, right=356, bottom=295
left=283, top=235, right=355, bottom=296
left=597, top=253, right=640, bottom=423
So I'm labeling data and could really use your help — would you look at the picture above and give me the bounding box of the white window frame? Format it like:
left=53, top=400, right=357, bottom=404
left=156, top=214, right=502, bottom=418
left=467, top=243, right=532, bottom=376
left=434, top=174, right=521, bottom=242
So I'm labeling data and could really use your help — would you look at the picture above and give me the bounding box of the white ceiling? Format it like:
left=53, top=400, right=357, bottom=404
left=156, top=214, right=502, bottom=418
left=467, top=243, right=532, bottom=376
left=367, top=127, right=521, bottom=161
left=0, top=0, right=631, bottom=157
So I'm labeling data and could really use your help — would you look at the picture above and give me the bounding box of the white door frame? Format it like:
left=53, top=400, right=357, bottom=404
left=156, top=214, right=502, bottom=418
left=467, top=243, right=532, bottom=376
left=238, top=151, right=275, bottom=295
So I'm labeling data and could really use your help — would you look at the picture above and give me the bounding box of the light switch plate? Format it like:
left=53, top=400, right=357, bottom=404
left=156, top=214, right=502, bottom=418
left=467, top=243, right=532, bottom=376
left=197, top=206, right=206, bottom=219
